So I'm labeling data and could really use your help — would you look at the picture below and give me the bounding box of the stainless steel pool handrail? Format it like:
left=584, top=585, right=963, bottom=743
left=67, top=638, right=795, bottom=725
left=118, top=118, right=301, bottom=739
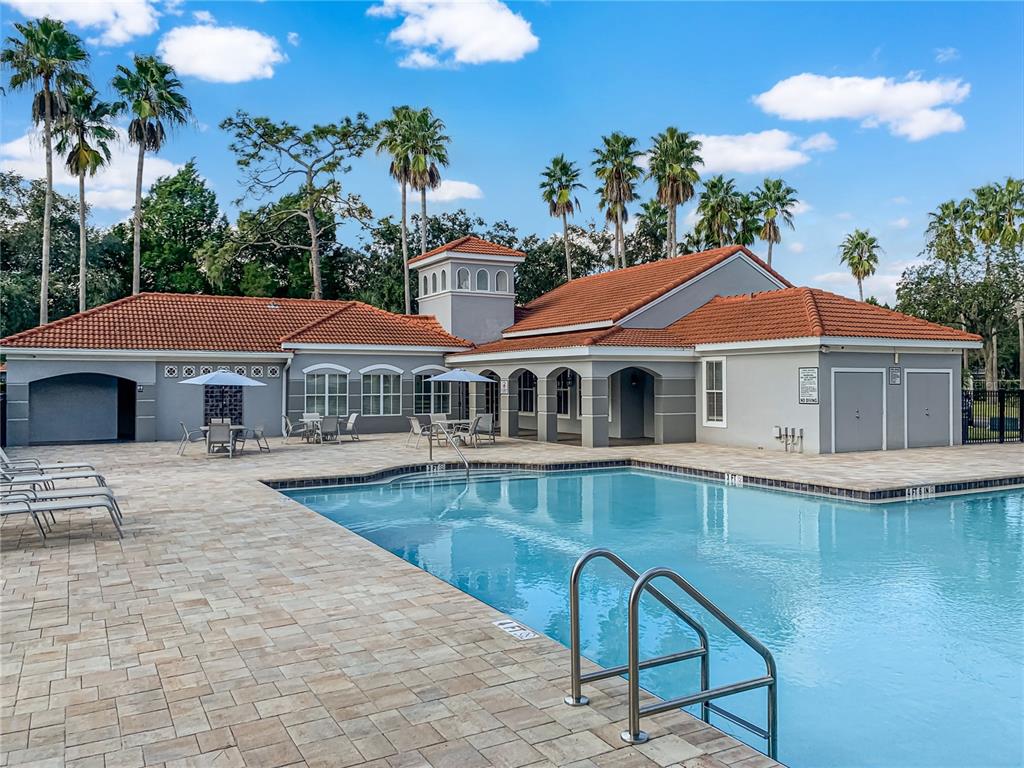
left=564, top=549, right=778, bottom=760
left=564, top=548, right=710, bottom=721
left=623, top=567, right=778, bottom=759
left=427, top=423, right=470, bottom=481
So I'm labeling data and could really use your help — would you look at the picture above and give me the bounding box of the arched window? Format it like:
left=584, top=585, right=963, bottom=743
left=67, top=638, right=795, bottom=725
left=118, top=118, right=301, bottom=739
left=440, top=269, right=447, bottom=290
left=476, top=269, right=489, bottom=291
left=431, top=272, right=438, bottom=293
left=456, top=268, right=470, bottom=290
left=495, top=270, right=509, bottom=293
left=422, top=275, right=429, bottom=295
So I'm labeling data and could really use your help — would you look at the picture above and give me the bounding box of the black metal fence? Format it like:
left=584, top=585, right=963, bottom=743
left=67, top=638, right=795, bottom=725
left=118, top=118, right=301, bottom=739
left=962, top=389, right=1023, bottom=444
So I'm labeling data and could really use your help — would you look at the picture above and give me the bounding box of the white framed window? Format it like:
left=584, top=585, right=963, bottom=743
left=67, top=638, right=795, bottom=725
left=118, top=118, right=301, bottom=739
left=431, top=273, right=438, bottom=293
left=362, top=373, right=402, bottom=415
left=517, top=371, right=537, bottom=414
left=182, top=365, right=197, bottom=378
left=414, top=374, right=450, bottom=415
left=456, top=267, right=470, bottom=290
left=422, top=275, right=429, bottom=295
left=440, top=269, right=447, bottom=290
left=556, top=370, right=575, bottom=416
left=495, top=270, right=509, bottom=292
left=702, top=358, right=727, bottom=428
left=305, top=372, right=348, bottom=416
left=475, top=269, right=489, bottom=291
left=163, top=365, right=178, bottom=378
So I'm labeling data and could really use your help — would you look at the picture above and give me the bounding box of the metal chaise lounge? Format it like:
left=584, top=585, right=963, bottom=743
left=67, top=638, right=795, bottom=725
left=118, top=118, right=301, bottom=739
left=0, top=447, right=96, bottom=472
left=1, top=490, right=123, bottom=539
left=2, top=467, right=108, bottom=490
left=16, top=485, right=125, bottom=523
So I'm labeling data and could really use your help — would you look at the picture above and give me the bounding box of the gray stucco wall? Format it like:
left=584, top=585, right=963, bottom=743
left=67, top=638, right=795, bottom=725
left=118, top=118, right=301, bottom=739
left=417, top=257, right=517, bottom=343
left=287, top=351, right=454, bottom=434
left=818, top=351, right=963, bottom=453
left=622, top=256, right=783, bottom=329
left=695, top=350, right=822, bottom=453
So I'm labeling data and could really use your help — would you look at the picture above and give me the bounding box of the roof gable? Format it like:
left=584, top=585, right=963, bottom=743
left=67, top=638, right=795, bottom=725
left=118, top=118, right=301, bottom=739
left=504, top=246, right=791, bottom=335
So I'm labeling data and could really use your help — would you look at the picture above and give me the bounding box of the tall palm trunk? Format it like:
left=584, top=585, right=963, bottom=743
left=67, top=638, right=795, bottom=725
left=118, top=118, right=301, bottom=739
left=40, top=77, right=53, bottom=325
left=857, top=277, right=864, bottom=302
left=132, top=136, right=145, bottom=294
left=419, top=187, right=427, bottom=256
left=78, top=169, right=87, bottom=312
left=667, top=205, right=676, bottom=258
left=766, top=240, right=774, bottom=268
left=616, top=208, right=625, bottom=269
left=985, top=329, right=998, bottom=390
left=561, top=210, right=572, bottom=281
left=401, top=183, right=410, bottom=314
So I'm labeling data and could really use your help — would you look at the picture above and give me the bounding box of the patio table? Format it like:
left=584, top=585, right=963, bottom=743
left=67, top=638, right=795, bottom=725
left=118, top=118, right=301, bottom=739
left=300, top=416, right=323, bottom=444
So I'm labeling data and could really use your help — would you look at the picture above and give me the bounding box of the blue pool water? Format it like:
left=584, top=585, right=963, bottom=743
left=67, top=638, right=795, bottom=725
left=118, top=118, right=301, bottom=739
left=286, top=469, right=1024, bottom=767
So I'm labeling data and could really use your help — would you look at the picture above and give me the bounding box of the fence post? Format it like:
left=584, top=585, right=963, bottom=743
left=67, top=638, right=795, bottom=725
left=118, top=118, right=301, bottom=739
left=1019, top=390, right=1023, bottom=443
left=997, top=389, right=1006, bottom=443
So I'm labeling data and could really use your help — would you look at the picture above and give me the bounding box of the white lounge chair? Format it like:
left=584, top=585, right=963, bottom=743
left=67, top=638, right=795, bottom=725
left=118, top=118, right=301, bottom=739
left=0, top=447, right=95, bottom=472
left=18, top=486, right=124, bottom=523
left=2, top=491, right=123, bottom=539
left=2, top=467, right=108, bottom=490
left=407, top=417, right=437, bottom=448
left=338, top=413, right=360, bottom=442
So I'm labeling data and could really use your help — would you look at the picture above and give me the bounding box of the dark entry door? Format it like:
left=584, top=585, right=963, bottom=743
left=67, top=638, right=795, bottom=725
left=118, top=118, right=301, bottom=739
left=833, top=371, right=884, bottom=453
left=906, top=371, right=951, bottom=448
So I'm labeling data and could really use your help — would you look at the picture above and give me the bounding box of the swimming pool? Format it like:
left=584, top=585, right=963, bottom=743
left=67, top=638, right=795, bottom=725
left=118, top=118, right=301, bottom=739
left=286, top=469, right=1024, bottom=767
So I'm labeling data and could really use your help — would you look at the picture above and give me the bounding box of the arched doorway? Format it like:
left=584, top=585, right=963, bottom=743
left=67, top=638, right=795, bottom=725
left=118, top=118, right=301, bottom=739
left=607, top=366, right=656, bottom=445
left=539, top=366, right=585, bottom=445
left=29, top=373, right=136, bottom=444
left=478, top=369, right=501, bottom=431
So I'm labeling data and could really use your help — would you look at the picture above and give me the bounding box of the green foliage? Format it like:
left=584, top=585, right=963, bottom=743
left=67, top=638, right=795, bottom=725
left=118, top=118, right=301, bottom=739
left=2, top=16, right=89, bottom=121
left=838, top=229, right=882, bottom=301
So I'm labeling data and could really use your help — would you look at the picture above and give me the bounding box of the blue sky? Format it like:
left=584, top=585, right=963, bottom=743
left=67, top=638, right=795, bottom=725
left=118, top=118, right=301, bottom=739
left=2, top=1, right=1022, bottom=301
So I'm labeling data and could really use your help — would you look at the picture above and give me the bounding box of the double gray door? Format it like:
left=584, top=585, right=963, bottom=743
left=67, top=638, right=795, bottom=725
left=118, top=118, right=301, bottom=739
left=833, top=371, right=885, bottom=453
left=906, top=371, right=952, bottom=448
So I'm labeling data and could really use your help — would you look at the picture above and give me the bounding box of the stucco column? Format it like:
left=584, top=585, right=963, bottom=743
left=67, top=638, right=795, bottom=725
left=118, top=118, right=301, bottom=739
left=468, top=381, right=487, bottom=419
left=500, top=377, right=519, bottom=437
left=654, top=376, right=697, bottom=444
left=537, top=374, right=559, bottom=443
left=581, top=376, right=609, bottom=448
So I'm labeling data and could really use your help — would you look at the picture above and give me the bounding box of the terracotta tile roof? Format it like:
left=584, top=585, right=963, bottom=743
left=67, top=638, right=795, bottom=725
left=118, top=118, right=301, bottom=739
left=505, top=246, right=791, bottom=334
left=407, top=236, right=526, bottom=266
left=665, top=288, right=981, bottom=344
left=0, top=293, right=470, bottom=352
left=281, top=303, right=470, bottom=347
left=452, top=287, right=979, bottom=357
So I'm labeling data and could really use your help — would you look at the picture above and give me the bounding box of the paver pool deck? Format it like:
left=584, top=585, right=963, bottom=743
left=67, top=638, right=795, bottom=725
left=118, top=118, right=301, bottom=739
left=2, top=436, right=1021, bottom=768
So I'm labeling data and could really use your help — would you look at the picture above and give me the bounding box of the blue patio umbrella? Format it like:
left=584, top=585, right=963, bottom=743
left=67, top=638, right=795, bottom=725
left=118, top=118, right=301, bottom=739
left=180, top=370, right=265, bottom=420
left=426, top=368, right=495, bottom=383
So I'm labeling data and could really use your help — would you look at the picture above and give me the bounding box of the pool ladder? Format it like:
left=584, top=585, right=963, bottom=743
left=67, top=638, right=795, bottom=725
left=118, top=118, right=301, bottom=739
left=564, top=548, right=778, bottom=760
left=427, top=422, right=471, bottom=481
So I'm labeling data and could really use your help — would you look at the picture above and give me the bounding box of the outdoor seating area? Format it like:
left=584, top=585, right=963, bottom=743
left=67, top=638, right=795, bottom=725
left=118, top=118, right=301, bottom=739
left=0, top=446, right=124, bottom=540
left=407, top=412, right=499, bottom=450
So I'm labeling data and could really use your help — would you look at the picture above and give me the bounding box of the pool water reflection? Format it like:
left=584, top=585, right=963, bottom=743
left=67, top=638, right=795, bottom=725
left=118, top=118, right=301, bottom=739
left=286, top=469, right=1024, bottom=768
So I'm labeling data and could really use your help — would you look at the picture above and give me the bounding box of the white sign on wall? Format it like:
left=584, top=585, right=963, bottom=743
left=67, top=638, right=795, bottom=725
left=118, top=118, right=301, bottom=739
left=798, top=367, right=819, bottom=404
left=500, top=379, right=509, bottom=394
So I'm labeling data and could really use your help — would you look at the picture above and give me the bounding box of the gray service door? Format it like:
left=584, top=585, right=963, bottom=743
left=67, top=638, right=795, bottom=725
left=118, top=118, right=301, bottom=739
left=833, top=371, right=884, bottom=453
left=906, top=371, right=951, bottom=448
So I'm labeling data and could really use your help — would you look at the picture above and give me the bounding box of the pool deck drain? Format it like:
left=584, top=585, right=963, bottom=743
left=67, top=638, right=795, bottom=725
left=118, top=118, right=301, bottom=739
left=2, top=436, right=1021, bottom=768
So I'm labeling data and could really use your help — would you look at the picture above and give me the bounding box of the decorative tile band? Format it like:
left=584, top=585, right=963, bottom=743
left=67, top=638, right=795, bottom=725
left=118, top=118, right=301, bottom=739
left=262, top=460, right=1024, bottom=503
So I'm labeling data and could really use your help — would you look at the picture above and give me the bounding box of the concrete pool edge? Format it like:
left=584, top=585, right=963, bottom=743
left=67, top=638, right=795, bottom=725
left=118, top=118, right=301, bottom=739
left=262, top=457, right=1024, bottom=504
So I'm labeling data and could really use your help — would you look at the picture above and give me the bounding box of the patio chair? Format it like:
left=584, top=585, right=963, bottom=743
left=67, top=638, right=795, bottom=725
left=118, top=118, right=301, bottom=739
left=320, top=415, right=340, bottom=442
left=177, top=422, right=206, bottom=456
left=455, top=416, right=483, bottom=447
left=1, top=490, right=123, bottom=539
left=9, top=485, right=124, bottom=523
left=338, top=413, right=360, bottom=441
left=206, top=423, right=234, bottom=458
left=238, top=425, right=271, bottom=453
left=407, top=416, right=437, bottom=448
left=0, top=447, right=95, bottom=472
left=283, top=416, right=310, bottom=444
left=2, top=467, right=108, bottom=490
left=210, top=418, right=230, bottom=425
left=474, top=414, right=497, bottom=446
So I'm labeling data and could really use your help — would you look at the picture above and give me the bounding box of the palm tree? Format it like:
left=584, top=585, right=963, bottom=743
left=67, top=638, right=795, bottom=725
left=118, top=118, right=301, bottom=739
left=647, top=128, right=702, bottom=258
left=838, top=229, right=882, bottom=301
left=376, top=105, right=415, bottom=314
left=593, top=132, right=643, bottom=269
left=407, top=107, right=450, bottom=259
left=540, top=155, right=586, bottom=280
left=695, top=175, right=741, bottom=248
left=112, top=55, right=191, bottom=295
left=56, top=84, right=117, bottom=312
left=2, top=17, right=88, bottom=324
left=926, top=199, right=973, bottom=369
left=754, top=178, right=798, bottom=267
left=734, top=194, right=762, bottom=248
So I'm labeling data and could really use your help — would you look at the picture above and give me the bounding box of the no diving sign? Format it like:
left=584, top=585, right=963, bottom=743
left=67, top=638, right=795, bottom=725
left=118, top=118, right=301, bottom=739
left=493, top=619, right=538, bottom=640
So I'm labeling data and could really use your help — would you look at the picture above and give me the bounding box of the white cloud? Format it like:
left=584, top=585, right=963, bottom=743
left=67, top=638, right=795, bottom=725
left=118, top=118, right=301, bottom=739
left=813, top=258, right=923, bottom=304
left=424, top=179, right=483, bottom=202
left=695, top=129, right=831, bottom=174
left=287, top=31, right=300, bottom=47
left=157, top=24, right=286, bottom=83
left=890, top=216, right=910, bottom=229
left=791, top=200, right=813, bottom=215
left=788, top=241, right=806, bottom=254
left=799, top=132, right=837, bottom=152
left=0, top=126, right=181, bottom=211
left=368, top=0, right=538, bottom=67
left=192, top=9, right=214, bottom=23
left=935, top=47, right=960, bottom=63
left=1, top=0, right=159, bottom=45
left=753, top=72, right=970, bottom=141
